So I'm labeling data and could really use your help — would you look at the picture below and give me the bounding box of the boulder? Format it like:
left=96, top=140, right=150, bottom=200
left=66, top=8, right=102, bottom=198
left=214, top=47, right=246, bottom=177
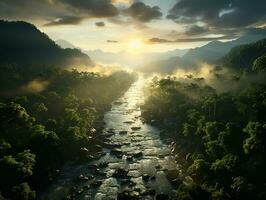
left=112, top=168, right=129, bottom=178
left=133, top=152, right=143, bottom=158
left=126, top=156, right=133, bottom=161
left=142, top=174, right=150, bottom=182
left=166, top=169, right=179, bottom=181
left=171, top=178, right=183, bottom=187
left=98, top=162, right=108, bottom=168
left=131, top=127, right=141, bottom=131
left=119, top=131, right=128, bottom=135
left=110, top=149, right=123, bottom=158
left=124, top=121, right=135, bottom=124
left=90, top=180, right=102, bottom=188
left=114, top=101, right=124, bottom=105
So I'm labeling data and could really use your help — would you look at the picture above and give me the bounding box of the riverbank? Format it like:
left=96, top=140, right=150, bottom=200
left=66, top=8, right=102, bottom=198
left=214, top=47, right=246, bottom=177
left=39, top=77, right=186, bottom=200
left=0, top=66, right=136, bottom=199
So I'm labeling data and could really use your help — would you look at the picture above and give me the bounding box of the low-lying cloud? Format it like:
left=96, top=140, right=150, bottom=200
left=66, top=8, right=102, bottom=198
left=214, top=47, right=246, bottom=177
left=147, top=35, right=232, bottom=44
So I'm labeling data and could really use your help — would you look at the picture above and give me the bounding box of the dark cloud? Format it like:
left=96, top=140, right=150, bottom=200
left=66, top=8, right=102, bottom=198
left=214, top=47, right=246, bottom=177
left=148, top=38, right=171, bottom=43
left=96, top=22, right=105, bottom=27
left=60, top=0, right=119, bottom=18
left=168, top=0, right=266, bottom=32
left=44, top=16, right=84, bottom=26
left=107, top=40, right=119, bottom=43
left=147, top=35, right=232, bottom=44
left=125, top=2, right=162, bottom=22
left=0, top=0, right=119, bottom=26
left=185, top=25, right=209, bottom=36
left=0, top=0, right=58, bottom=20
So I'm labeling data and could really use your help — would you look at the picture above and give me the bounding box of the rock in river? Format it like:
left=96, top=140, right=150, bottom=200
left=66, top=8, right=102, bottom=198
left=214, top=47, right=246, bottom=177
left=131, top=127, right=141, bottom=131
left=142, top=174, right=150, bottom=182
left=112, top=168, right=129, bottom=178
left=110, top=149, right=123, bottom=158
left=132, top=151, right=143, bottom=158
left=119, top=131, right=128, bottom=135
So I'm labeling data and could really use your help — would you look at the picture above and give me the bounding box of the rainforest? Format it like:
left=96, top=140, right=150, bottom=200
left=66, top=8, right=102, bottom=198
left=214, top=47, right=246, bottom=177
left=0, top=1, right=266, bottom=200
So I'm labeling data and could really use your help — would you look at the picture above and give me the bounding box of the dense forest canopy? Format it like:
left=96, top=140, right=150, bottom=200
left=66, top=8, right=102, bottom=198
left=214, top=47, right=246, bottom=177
left=0, top=63, right=136, bottom=199
left=0, top=0, right=266, bottom=198
left=141, top=39, right=266, bottom=199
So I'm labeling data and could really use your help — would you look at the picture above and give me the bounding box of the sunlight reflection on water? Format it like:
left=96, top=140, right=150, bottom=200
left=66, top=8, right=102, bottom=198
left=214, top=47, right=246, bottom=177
left=41, top=76, right=181, bottom=200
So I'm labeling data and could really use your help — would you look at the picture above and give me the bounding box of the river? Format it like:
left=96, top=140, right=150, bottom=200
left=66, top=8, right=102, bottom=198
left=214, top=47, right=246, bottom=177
left=41, top=77, right=183, bottom=200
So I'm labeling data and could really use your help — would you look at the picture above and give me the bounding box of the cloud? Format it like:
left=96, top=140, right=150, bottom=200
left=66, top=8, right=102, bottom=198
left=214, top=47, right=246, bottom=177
left=0, top=0, right=120, bottom=25
left=125, top=2, right=162, bottom=22
left=0, top=0, right=59, bottom=20
left=168, top=0, right=266, bottom=35
left=60, top=0, right=119, bottom=18
left=96, top=21, right=105, bottom=27
left=185, top=25, right=209, bottom=36
left=107, top=40, right=119, bottom=43
left=147, top=35, right=232, bottom=44
left=44, top=16, right=84, bottom=26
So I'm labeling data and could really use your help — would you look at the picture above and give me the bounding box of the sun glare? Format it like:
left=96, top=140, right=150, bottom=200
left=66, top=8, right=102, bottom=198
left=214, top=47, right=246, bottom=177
left=129, top=38, right=142, bottom=51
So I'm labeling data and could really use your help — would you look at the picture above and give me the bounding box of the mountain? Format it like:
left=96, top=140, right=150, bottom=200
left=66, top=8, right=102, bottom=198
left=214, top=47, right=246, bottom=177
left=221, top=38, right=266, bottom=70
left=0, top=20, right=94, bottom=67
left=140, top=30, right=266, bottom=74
left=55, top=40, right=188, bottom=67
left=84, top=49, right=189, bottom=68
left=184, top=31, right=266, bottom=63
left=56, top=39, right=78, bottom=49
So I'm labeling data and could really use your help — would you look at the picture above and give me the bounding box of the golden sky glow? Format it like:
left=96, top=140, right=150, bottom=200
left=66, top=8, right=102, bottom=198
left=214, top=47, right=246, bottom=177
left=128, top=38, right=143, bottom=51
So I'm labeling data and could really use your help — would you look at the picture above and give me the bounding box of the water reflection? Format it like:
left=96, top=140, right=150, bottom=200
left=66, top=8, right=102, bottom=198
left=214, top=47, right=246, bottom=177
left=41, top=77, right=180, bottom=200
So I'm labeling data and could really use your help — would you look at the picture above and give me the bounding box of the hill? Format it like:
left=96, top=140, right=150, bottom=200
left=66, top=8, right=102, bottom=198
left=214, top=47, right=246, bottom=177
left=140, top=30, right=266, bottom=74
left=55, top=39, right=78, bottom=49
left=221, top=38, right=266, bottom=70
left=184, top=32, right=266, bottom=63
left=0, top=20, right=94, bottom=67
left=55, top=39, right=188, bottom=68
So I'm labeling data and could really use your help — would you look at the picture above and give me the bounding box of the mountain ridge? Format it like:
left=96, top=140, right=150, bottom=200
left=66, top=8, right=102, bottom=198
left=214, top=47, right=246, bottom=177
left=0, top=20, right=94, bottom=68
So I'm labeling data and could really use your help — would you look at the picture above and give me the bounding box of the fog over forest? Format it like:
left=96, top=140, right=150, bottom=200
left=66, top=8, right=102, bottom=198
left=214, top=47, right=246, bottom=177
left=0, top=1, right=266, bottom=200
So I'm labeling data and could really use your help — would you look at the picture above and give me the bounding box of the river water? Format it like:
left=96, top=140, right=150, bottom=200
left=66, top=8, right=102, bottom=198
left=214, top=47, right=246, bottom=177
left=41, top=77, right=182, bottom=200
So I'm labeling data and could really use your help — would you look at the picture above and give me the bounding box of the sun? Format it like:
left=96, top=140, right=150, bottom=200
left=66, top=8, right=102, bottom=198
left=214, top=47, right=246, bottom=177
left=129, top=38, right=142, bottom=51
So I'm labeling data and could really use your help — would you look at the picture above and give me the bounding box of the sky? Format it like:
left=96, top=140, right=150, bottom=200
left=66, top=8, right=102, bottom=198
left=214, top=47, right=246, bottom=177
left=1, top=0, right=266, bottom=53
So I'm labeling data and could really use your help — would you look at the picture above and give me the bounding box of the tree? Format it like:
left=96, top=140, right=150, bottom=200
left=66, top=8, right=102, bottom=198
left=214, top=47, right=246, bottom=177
left=0, top=150, right=35, bottom=190
left=11, top=183, right=35, bottom=200
left=243, top=122, right=266, bottom=154
left=253, top=54, right=266, bottom=72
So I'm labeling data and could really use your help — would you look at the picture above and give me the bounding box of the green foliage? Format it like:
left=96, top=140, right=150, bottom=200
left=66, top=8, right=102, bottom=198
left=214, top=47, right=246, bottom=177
left=143, top=73, right=266, bottom=200
left=222, top=38, right=266, bottom=70
left=11, top=183, right=35, bottom=200
left=187, top=159, right=210, bottom=178
left=174, top=184, right=211, bottom=200
left=243, top=122, right=266, bottom=154
left=253, top=54, right=266, bottom=72
left=0, top=150, right=35, bottom=190
left=211, top=154, right=238, bottom=173
left=0, top=64, right=136, bottom=199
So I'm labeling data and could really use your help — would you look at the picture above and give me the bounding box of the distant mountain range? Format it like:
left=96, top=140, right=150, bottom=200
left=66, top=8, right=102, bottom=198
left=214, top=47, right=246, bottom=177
left=1, top=20, right=265, bottom=73
left=57, top=27, right=266, bottom=73
left=0, top=20, right=94, bottom=68
left=139, top=29, right=266, bottom=73
left=56, top=40, right=188, bottom=67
